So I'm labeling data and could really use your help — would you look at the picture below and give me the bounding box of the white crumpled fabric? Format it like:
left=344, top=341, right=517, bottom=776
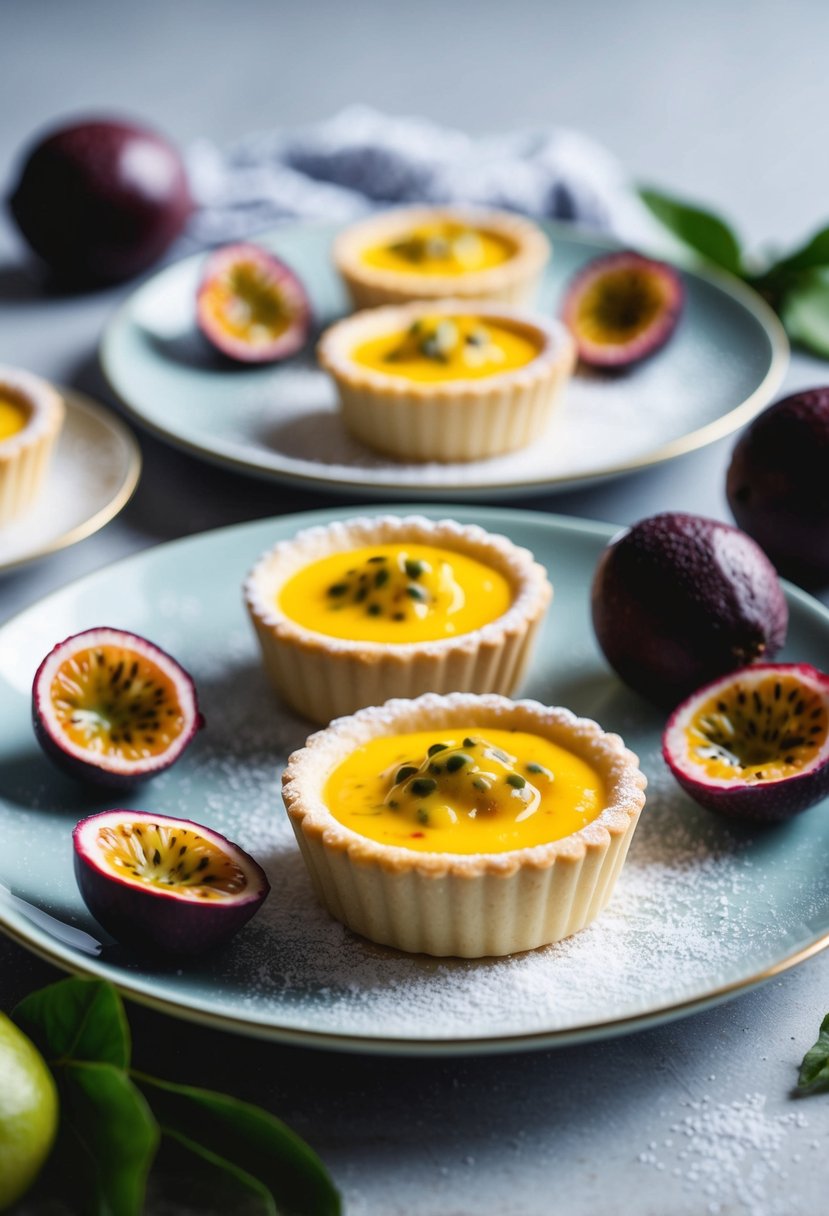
left=186, top=105, right=644, bottom=245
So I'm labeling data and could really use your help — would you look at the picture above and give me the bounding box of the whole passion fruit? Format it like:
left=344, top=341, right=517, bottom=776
left=591, top=513, right=788, bottom=708
left=196, top=242, right=311, bottom=363
left=32, top=627, right=204, bottom=788
left=73, top=810, right=270, bottom=954
left=663, top=663, right=829, bottom=822
left=8, top=117, right=192, bottom=285
left=727, top=387, right=829, bottom=588
left=561, top=251, right=683, bottom=368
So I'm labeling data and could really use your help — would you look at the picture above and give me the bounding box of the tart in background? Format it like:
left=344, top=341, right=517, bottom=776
left=0, top=367, right=65, bottom=525
left=244, top=514, right=552, bottom=724
left=333, top=206, right=551, bottom=310
left=318, top=301, right=575, bottom=462
left=282, top=692, right=647, bottom=957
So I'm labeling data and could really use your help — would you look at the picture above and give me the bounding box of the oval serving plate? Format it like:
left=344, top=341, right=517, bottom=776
left=1, top=506, right=828, bottom=1055
left=100, top=223, right=788, bottom=501
left=0, top=388, right=141, bottom=575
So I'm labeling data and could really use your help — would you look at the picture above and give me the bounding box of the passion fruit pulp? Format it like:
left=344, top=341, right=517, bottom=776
left=73, top=810, right=270, bottom=953
left=561, top=251, right=683, bottom=368
left=727, top=387, right=829, bottom=587
left=663, top=663, right=829, bottom=822
left=196, top=242, right=311, bottom=363
left=32, top=627, right=203, bottom=788
left=591, top=513, right=788, bottom=708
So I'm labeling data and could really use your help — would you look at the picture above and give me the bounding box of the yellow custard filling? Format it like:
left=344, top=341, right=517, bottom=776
left=0, top=395, right=30, bottom=442
left=325, top=728, right=605, bottom=853
left=278, top=542, right=512, bottom=643
left=352, top=315, right=541, bottom=382
left=361, top=223, right=514, bottom=276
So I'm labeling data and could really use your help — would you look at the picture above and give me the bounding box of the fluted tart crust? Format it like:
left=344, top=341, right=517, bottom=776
left=282, top=692, right=647, bottom=957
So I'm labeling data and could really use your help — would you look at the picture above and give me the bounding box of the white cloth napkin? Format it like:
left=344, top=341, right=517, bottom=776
left=186, top=105, right=643, bottom=245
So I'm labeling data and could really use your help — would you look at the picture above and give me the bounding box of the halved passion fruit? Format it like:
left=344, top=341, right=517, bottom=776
left=32, top=627, right=204, bottom=788
left=73, top=810, right=270, bottom=954
left=196, top=242, right=311, bottom=363
left=663, top=663, right=829, bottom=822
left=561, top=251, right=683, bottom=368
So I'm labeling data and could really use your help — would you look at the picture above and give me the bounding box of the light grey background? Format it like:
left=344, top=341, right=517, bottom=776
left=2, top=2, right=829, bottom=1213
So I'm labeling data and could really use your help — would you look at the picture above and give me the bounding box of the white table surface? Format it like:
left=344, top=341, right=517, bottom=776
left=2, top=3, right=828, bottom=1213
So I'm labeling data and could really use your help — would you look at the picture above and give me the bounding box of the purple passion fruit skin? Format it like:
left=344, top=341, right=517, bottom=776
left=727, top=387, right=829, bottom=588
left=32, top=627, right=204, bottom=789
left=73, top=810, right=270, bottom=954
left=663, top=663, right=829, bottom=822
left=8, top=118, right=191, bottom=286
left=196, top=242, right=311, bottom=364
left=591, top=513, right=789, bottom=709
left=561, top=251, right=683, bottom=368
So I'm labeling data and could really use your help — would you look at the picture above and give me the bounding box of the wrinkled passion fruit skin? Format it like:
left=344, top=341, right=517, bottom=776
left=73, top=811, right=270, bottom=955
left=561, top=251, right=683, bottom=368
left=32, top=627, right=204, bottom=789
left=727, top=388, right=829, bottom=588
left=592, top=513, right=789, bottom=709
left=663, top=664, right=829, bottom=822
left=9, top=118, right=192, bottom=285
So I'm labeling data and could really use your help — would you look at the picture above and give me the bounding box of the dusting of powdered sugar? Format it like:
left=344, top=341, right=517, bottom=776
left=637, top=1093, right=811, bottom=1216
left=136, top=632, right=829, bottom=1043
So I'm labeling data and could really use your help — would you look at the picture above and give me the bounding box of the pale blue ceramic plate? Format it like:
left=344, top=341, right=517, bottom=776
left=100, top=224, right=788, bottom=500
left=1, top=506, right=827, bottom=1056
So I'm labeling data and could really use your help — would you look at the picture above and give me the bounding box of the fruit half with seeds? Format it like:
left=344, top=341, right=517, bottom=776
left=196, top=242, right=311, bottom=363
left=561, top=251, right=683, bottom=368
left=663, top=663, right=829, bottom=822
left=73, top=810, right=270, bottom=953
left=32, top=627, right=204, bottom=788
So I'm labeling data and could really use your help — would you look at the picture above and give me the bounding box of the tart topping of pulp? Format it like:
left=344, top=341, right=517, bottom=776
left=681, top=670, right=828, bottom=784
left=278, top=542, right=512, bottom=643
left=325, top=728, right=605, bottom=853
left=0, top=394, right=30, bottom=441
left=93, top=820, right=248, bottom=901
left=361, top=223, right=515, bottom=276
left=352, top=315, right=542, bottom=382
left=48, top=642, right=188, bottom=762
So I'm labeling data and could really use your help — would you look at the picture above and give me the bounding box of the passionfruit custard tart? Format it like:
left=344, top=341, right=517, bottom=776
left=283, top=692, right=647, bottom=957
left=318, top=301, right=575, bottom=462
left=244, top=514, right=552, bottom=723
left=0, top=365, right=65, bottom=525
left=332, top=205, right=550, bottom=309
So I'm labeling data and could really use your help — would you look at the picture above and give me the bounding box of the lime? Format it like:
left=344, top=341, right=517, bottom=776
left=0, top=1013, right=58, bottom=1210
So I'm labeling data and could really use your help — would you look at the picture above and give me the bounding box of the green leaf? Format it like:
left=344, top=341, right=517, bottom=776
left=779, top=268, right=829, bottom=358
left=767, top=224, right=829, bottom=277
left=639, top=187, right=744, bottom=276
left=162, top=1126, right=277, bottom=1215
left=63, top=1060, right=159, bottom=1216
left=14, top=977, right=131, bottom=1069
left=134, top=1072, right=340, bottom=1216
left=798, top=1012, right=829, bottom=1092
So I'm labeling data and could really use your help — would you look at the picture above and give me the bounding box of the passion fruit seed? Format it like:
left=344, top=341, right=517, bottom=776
left=562, top=251, right=683, bottom=368
left=383, top=736, right=553, bottom=829
left=663, top=663, right=829, bottom=822
left=73, top=810, right=270, bottom=954
left=33, top=627, right=203, bottom=788
left=324, top=551, right=438, bottom=622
